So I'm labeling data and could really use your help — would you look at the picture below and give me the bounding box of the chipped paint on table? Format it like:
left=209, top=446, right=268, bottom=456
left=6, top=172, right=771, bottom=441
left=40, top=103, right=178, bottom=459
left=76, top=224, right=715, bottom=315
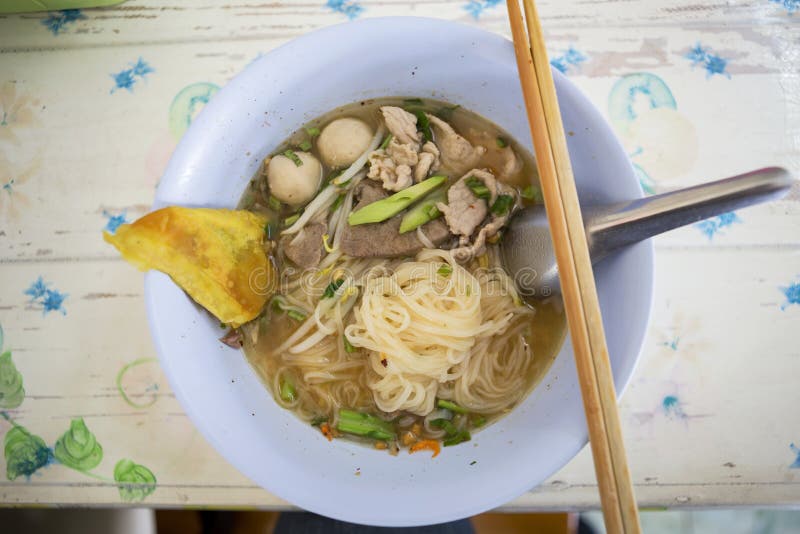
left=0, top=0, right=798, bottom=510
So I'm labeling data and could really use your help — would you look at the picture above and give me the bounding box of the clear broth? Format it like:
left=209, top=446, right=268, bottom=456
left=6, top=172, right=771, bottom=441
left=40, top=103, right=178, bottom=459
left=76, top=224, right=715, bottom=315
left=239, top=97, right=567, bottom=450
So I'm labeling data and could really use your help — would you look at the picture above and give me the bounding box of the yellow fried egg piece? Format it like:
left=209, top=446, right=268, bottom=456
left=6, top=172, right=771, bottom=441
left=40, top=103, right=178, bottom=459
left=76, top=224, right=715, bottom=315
left=105, top=207, right=275, bottom=327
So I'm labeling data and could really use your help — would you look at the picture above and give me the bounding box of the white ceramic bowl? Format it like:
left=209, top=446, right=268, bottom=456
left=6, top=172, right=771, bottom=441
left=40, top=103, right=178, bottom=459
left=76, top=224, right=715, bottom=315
left=146, top=17, right=653, bottom=527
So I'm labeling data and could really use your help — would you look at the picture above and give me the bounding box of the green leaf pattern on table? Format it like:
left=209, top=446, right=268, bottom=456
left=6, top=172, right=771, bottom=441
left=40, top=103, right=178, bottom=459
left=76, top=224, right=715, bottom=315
left=0, top=323, right=157, bottom=501
left=4, top=425, right=50, bottom=480
left=114, top=459, right=157, bottom=502
left=0, top=351, right=25, bottom=409
left=54, top=418, right=103, bottom=471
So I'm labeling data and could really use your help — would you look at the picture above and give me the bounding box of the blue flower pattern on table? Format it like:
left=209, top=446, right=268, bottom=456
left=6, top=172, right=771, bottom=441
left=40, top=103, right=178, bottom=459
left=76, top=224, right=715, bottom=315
left=111, top=58, right=155, bottom=94
left=660, top=337, right=680, bottom=351
left=780, top=280, right=800, bottom=310
left=111, top=70, right=136, bottom=93
left=770, top=0, right=799, bottom=13
left=103, top=211, right=128, bottom=234
left=695, top=212, right=741, bottom=240
left=326, top=0, right=364, bottom=19
left=791, top=444, right=800, bottom=468
left=685, top=43, right=730, bottom=78
left=41, top=10, right=86, bottom=35
left=129, top=58, right=154, bottom=79
left=607, top=73, right=679, bottom=194
left=633, top=164, right=655, bottom=195
left=24, top=277, right=68, bottom=316
left=662, top=395, right=688, bottom=420
left=168, top=82, right=221, bottom=140
left=608, top=73, right=677, bottom=128
left=550, top=47, right=588, bottom=74
left=464, top=0, right=502, bottom=19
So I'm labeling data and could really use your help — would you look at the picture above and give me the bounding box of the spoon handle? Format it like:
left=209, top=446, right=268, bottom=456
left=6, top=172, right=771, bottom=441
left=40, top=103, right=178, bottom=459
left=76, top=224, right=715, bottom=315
left=586, top=166, right=793, bottom=258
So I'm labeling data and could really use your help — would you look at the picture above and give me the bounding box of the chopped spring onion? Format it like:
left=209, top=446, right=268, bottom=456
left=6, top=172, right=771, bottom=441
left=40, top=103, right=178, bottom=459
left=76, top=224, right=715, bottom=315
left=403, top=97, right=424, bottom=106
left=443, top=430, right=471, bottom=447
left=264, top=221, right=276, bottom=240
left=490, top=194, right=514, bottom=216
left=343, top=335, right=356, bottom=353
left=437, top=264, right=453, bottom=277
left=283, top=213, right=300, bottom=227
left=495, top=137, right=508, bottom=148
left=267, top=195, right=282, bottom=211
left=287, top=309, right=307, bottom=322
left=398, top=188, right=446, bottom=234
left=436, top=104, right=460, bottom=120
left=322, top=278, right=345, bottom=299
left=298, top=140, right=312, bottom=152
left=283, top=149, right=303, bottom=166
left=430, top=418, right=457, bottom=435
left=521, top=184, right=543, bottom=202
left=271, top=296, right=309, bottom=319
left=310, top=415, right=327, bottom=427
left=348, top=175, right=446, bottom=226
left=305, top=126, right=321, bottom=137
left=464, top=176, right=490, bottom=200
left=279, top=378, right=297, bottom=402
left=379, top=133, right=393, bottom=150
left=472, top=415, right=487, bottom=428
left=437, top=399, right=468, bottom=414
left=431, top=416, right=472, bottom=446
left=410, top=109, right=432, bottom=142
left=337, top=409, right=396, bottom=441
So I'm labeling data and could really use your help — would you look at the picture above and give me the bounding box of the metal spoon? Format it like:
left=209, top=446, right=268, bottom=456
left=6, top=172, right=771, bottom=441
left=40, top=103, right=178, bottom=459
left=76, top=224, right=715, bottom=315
left=501, top=166, right=794, bottom=298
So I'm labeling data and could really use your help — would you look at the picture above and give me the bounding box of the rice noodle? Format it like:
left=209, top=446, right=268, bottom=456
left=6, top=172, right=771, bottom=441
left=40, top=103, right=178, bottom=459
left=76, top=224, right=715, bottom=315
left=265, top=246, right=535, bottom=421
left=344, top=249, right=529, bottom=415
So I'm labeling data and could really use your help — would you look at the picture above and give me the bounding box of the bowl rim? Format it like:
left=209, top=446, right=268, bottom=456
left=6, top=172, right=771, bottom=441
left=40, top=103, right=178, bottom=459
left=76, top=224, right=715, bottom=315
left=145, top=16, right=654, bottom=526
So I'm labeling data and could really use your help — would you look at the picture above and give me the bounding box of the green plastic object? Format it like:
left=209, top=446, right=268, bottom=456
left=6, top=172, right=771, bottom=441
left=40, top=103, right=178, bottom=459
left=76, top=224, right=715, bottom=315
left=0, top=1, right=125, bottom=13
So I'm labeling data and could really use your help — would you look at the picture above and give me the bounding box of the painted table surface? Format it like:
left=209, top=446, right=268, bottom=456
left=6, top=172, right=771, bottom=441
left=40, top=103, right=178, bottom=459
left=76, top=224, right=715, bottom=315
left=0, top=0, right=799, bottom=511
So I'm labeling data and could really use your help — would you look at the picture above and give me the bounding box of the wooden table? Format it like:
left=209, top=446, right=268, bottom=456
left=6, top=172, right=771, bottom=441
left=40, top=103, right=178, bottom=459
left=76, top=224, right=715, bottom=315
left=1, top=0, right=798, bottom=510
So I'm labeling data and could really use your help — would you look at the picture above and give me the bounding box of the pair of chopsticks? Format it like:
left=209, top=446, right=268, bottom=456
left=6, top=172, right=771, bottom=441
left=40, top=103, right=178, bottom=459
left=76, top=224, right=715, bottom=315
left=506, top=1, right=642, bottom=532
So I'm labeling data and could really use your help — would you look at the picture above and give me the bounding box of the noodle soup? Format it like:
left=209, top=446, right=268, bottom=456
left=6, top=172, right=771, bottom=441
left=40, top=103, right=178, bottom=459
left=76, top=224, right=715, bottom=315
left=238, top=98, right=566, bottom=454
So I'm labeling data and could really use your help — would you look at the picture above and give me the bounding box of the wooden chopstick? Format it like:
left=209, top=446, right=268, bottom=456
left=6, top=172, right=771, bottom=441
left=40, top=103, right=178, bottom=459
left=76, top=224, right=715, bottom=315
left=506, top=1, right=641, bottom=532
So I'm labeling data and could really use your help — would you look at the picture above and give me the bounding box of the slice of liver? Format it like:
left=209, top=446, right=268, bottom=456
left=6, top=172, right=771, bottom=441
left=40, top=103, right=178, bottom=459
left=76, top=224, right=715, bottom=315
left=281, top=222, right=326, bottom=268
